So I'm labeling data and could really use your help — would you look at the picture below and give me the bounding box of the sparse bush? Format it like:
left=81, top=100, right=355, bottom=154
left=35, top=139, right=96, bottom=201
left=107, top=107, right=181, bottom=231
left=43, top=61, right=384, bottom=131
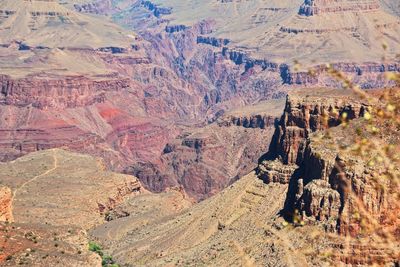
left=88, top=241, right=120, bottom=267
left=88, top=241, right=102, bottom=253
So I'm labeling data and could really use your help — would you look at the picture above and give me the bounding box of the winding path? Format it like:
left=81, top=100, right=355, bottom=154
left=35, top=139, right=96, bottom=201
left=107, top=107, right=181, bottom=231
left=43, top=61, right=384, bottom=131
left=9, top=149, right=59, bottom=219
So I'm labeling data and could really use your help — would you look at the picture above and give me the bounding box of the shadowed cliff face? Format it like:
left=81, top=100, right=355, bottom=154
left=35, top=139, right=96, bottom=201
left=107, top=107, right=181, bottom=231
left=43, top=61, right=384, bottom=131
left=258, top=89, right=371, bottom=226
left=256, top=88, right=400, bottom=265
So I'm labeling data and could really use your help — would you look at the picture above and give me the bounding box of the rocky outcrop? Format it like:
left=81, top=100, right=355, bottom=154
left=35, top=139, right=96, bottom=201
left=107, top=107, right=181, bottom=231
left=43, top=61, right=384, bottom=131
left=299, top=0, right=380, bottom=16
left=0, top=186, right=13, bottom=222
left=141, top=0, right=172, bottom=17
left=166, top=25, right=187, bottom=33
left=290, top=124, right=398, bottom=241
left=220, top=47, right=279, bottom=71
left=182, top=137, right=211, bottom=149
left=218, top=114, right=276, bottom=129
left=197, top=36, right=230, bottom=47
left=74, top=0, right=114, bottom=15
left=0, top=127, right=101, bottom=162
left=299, top=179, right=341, bottom=231
left=257, top=159, right=297, bottom=184
left=256, top=89, right=399, bottom=267
left=256, top=90, right=359, bottom=226
left=268, top=89, right=368, bottom=164
left=98, top=180, right=142, bottom=219
left=98, top=47, right=128, bottom=54
left=279, top=63, right=400, bottom=86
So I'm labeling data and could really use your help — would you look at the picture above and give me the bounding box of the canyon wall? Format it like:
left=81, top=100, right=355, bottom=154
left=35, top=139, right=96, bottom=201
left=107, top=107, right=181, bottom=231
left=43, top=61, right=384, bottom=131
left=0, top=75, right=130, bottom=109
left=257, top=89, right=398, bottom=239
left=256, top=88, right=399, bottom=264
left=299, top=0, right=381, bottom=16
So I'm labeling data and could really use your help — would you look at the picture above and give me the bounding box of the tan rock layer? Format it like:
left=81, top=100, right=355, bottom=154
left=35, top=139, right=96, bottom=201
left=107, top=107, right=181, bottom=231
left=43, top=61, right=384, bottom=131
left=0, top=186, right=13, bottom=222
left=299, top=0, right=380, bottom=16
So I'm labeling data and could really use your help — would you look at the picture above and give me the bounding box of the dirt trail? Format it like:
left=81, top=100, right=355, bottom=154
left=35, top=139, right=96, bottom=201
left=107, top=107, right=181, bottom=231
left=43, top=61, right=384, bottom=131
left=10, top=149, right=59, bottom=219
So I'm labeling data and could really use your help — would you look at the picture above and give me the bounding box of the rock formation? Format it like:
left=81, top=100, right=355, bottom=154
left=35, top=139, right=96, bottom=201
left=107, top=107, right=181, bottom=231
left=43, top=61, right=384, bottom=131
left=256, top=88, right=399, bottom=266
left=257, top=159, right=298, bottom=184
left=0, top=86, right=398, bottom=266
left=299, top=0, right=380, bottom=16
left=217, top=114, right=276, bottom=129
left=269, top=88, right=368, bottom=165
left=0, top=0, right=398, bottom=265
left=0, top=74, right=131, bottom=109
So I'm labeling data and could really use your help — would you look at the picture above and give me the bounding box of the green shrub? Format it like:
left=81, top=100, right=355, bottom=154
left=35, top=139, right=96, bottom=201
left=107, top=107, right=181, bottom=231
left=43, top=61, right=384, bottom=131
left=88, top=241, right=120, bottom=267
left=88, top=241, right=102, bottom=253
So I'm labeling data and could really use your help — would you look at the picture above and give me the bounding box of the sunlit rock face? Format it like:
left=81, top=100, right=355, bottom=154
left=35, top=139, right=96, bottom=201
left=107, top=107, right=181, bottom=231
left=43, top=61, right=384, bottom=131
left=299, top=0, right=380, bottom=16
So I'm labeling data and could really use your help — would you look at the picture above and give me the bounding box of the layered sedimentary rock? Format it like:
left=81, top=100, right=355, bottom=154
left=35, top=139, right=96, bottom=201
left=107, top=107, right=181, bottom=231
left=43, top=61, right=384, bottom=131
left=257, top=159, right=298, bottom=184
left=1, top=0, right=399, bottom=204
left=256, top=88, right=399, bottom=264
left=299, top=179, right=341, bottom=228
left=218, top=114, right=275, bottom=129
left=197, top=36, right=230, bottom=47
left=269, top=89, right=368, bottom=165
left=0, top=75, right=130, bottom=109
left=0, top=0, right=135, bottom=48
left=129, top=120, right=278, bottom=200
left=258, top=89, right=399, bottom=239
left=97, top=179, right=142, bottom=216
left=299, top=0, right=380, bottom=16
left=298, top=123, right=399, bottom=237
left=258, top=89, right=367, bottom=225
left=119, top=0, right=400, bottom=86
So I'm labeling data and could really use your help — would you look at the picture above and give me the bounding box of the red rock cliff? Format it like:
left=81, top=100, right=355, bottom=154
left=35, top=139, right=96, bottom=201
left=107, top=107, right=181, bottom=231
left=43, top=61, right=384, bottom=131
left=0, top=75, right=130, bottom=109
